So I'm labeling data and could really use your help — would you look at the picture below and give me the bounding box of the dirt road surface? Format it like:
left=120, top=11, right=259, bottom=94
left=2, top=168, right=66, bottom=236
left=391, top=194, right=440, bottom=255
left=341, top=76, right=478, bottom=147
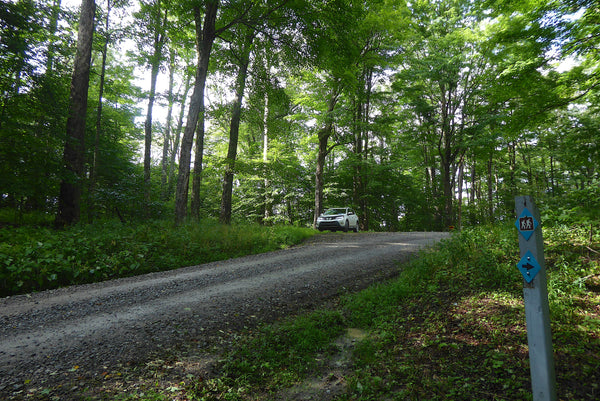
left=0, top=231, right=448, bottom=396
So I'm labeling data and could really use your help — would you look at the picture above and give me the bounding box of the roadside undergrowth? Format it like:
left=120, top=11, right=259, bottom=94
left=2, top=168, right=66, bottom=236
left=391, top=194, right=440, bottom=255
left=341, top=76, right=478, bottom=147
left=337, top=224, right=599, bottom=400
left=0, top=219, right=315, bottom=297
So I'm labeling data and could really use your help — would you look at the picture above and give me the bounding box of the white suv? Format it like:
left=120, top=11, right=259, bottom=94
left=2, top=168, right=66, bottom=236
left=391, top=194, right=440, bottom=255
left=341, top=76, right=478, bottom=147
left=316, top=208, right=359, bottom=232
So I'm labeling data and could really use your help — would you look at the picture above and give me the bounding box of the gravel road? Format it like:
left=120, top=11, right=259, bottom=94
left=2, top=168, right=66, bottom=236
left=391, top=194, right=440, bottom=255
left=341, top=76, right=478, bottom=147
left=0, top=231, right=447, bottom=396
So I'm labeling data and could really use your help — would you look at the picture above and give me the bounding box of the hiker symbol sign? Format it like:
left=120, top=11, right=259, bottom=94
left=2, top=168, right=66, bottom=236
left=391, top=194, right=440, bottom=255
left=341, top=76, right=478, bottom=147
left=515, top=207, right=538, bottom=241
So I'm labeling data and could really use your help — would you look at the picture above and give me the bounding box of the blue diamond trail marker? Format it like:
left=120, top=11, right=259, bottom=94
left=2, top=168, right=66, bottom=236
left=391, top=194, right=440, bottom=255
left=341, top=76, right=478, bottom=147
left=517, top=250, right=541, bottom=283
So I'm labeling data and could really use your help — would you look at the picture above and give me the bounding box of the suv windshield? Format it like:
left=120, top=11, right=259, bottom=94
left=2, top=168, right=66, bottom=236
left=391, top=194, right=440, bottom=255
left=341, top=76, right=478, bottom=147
left=323, top=208, right=346, bottom=216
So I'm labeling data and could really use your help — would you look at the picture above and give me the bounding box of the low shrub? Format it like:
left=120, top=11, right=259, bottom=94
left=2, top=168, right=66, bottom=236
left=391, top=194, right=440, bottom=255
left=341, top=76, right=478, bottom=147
left=0, top=219, right=315, bottom=297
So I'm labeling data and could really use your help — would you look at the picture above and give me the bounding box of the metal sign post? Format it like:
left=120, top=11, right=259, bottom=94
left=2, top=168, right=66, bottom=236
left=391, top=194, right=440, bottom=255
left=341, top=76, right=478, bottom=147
left=515, top=196, right=557, bottom=401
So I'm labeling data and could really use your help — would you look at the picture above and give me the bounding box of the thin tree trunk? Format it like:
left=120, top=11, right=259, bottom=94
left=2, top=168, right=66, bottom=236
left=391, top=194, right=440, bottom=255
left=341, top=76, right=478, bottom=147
left=263, top=88, right=271, bottom=223
left=175, top=1, right=218, bottom=225
left=144, top=4, right=168, bottom=205
left=313, top=85, right=340, bottom=228
left=314, top=133, right=328, bottom=228
left=190, top=110, right=205, bottom=218
left=220, top=30, right=255, bottom=225
left=88, top=0, right=111, bottom=223
left=457, top=157, right=464, bottom=229
left=167, top=73, right=191, bottom=199
left=487, top=151, right=494, bottom=223
left=470, top=162, right=476, bottom=204
left=442, top=155, right=455, bottom=229
left=353, top=67, right=372, bottom=231
left=508, top=140, right=516, bottom=198
left=550, top=155, right=555, bottom=196
left=161, top=48, right=176, bottom=200
left=55, top=0, right=96, bottom=227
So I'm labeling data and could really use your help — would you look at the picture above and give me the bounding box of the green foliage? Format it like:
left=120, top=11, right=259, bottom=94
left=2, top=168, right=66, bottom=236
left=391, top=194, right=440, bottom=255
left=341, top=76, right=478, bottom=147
left=190, top=310, right=347, bottom=399
left=2, top=0, right=598, bottom=231
left=0, top=220, right=315, bottom=297
left=338, top=223, right=600, bottom=400
left=343, top=224, right=518, bottom=329
left=1, top=0, right=72, bottom=213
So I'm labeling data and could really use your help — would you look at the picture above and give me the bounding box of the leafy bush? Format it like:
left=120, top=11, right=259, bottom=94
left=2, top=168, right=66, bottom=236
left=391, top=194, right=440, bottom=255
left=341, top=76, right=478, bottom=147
left=0, top=219, right=315, bottom=297
left=342, top=224, right=519, bottom=329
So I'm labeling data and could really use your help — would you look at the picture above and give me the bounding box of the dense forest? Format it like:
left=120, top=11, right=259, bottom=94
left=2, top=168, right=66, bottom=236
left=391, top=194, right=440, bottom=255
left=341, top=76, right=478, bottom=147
left=1, top=0, right=598, bottom=231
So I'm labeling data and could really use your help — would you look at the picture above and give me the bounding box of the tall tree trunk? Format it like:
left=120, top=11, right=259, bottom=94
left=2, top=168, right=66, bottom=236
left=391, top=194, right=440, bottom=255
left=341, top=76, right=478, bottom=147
left=220, top=31, right=255, bottom=225
left=313, top=85, right=340, bottom=228
left=314, top=132, right=328, bottom=228
left=441, top=156, right=453, bottom=228
left=55, top=0, right=96, bottom=227
left=487, top=151, right=494, bottom=223
left=508, top=140, right=517, bottom=197
left=88, top=0, right=111, bottom=223
left=175, top=1, right=218, bottom=225
left=470, top=162, right=476, bottom=204
left=550, top=155, right=555, bottom=196
left=190, top=111, right=205, bottom=218
left=167, top=73, right=191, bottom=199
left=143, top=5, right=168, bottom=205
left=353, top=67, right=372, bottom=231
left=457, top=157, right=464, bottom=229
left=161, top=48, right=176, bottom=200
left=262, top=88, right=271, bottom=224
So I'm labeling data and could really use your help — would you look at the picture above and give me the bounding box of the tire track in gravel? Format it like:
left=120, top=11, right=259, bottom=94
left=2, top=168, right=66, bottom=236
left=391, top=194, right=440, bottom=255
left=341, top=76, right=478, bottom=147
left=0, top=231, right=448, bottom=394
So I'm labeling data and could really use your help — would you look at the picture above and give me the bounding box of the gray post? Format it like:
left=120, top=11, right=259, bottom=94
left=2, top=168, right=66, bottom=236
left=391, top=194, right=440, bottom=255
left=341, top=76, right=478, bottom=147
left=515, top=196, right=557, bottom=401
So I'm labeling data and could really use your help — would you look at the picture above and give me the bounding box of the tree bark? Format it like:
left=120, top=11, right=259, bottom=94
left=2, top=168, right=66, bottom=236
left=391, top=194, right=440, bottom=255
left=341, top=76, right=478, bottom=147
left=144, top=5, right=168, bottom=204
left=219, top=30, right=255, bottom=225
left=262, top=88, right=271, bottom=223
left=175, top=1, right=218, bottom=225
left=55, top=0, right=96, bottom=227
left=167, top=73, right=191, bottom=199
left=314, top=132, right=328, bottom=228
left=353, top=67, right=372, bottom=231
left=457, top=157, right=464, bottom=229
left=161, top=48, right=176, bottom=200
left=487, top=151, right=494, bottom=223
left=190, top=109, right=205, bottom=218
left=313, top=85, right=340, bottom=228
left=437, top=80, right=461, bottom=229
left=89, top=0, right=111, bottom=223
